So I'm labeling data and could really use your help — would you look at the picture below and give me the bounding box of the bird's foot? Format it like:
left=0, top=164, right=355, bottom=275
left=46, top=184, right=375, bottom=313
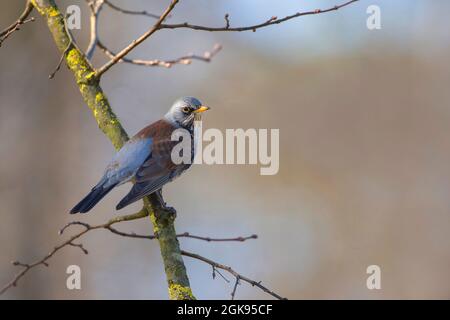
left=161, top=204, right=177, bottom=216
left=153, top=189, right=176, bottom=219
left=155, top=204, right=177, bottom=219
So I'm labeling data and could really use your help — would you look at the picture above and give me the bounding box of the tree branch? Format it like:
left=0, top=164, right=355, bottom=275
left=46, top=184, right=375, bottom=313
left=97, top=41, right=222, bottom=68
left=103, top=0, right=160, bottom=19
left=0, top=208, right=258, bottom=296
left=0, top=208, right=148, bottom=296
left=95, top=0, right=179, bottom=77
left=0, top=1, right=35, bottom=47
left=181, top=250, right=287, bottom=300
left=159, top=0, right=359, bottom=32
left=93, top=0, right=357, bottom=76
left=48, top=13, right=75, bottom=79
left=85, top=0, right=104, bottom=60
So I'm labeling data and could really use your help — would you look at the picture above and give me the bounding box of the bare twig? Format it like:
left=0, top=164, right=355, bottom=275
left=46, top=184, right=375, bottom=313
left=212, top=265, right=230, bottom=283
left=104, top=0, right=160, bottom=18
left=97, top=41, right=222, bottom=68
left=0, top=1, right=34, bottom=47
left=49, top=13, right=75, bottom=79
left=224, top=14, right=230, bottom=29
left=101, top=227, right=257, bottom=243
left=231, top=276, right=240, bottom=300
left=177, top=231, right=257, bottom=242
left=48, top=44, right=71, bottom=79
left=159, top=0, right=359, bottom=32
left=68, top=242, right=89, bottom=255
left=0, top=208, right=257, bottom=296
left=182, top=250, right=287, bottom=300
left=95, top=0, right=179, bottom=77
left=1, top=226, right=87, bottom=295
left=94, top=0, right=357, bottom=76
left=0, top=208, right=149, bottom=295
left=85, top=0, right=105, bottom=60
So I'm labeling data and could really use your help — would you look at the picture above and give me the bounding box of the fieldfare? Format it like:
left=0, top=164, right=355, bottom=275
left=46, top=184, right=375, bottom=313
left=70, top=97, right=209, bottom=214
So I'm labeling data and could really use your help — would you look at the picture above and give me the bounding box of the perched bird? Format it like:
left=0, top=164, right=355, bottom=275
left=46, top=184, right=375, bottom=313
left=70, top=97, right=209, bottom=214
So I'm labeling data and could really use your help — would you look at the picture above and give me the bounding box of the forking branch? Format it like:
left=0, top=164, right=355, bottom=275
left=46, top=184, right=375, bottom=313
left=94, top=0, right=179, bottom=77
left=85, top=0, right=104, bottom=59
left=97, top=41, right=222, bottom=68
left=94, top=0, right=359, bottom=77
left=159, top=0, right=359, bottom=32
left=0, top=0, right=35, bottom=46
left=0, top=208, right=264, bottom=299
left=103, top=0, right=160, bottom=18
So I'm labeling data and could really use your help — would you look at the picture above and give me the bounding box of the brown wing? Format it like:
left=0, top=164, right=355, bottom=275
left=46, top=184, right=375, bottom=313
left=116, top=119, right=191, bottom=209
left=135, top=138, right=179, bottom=183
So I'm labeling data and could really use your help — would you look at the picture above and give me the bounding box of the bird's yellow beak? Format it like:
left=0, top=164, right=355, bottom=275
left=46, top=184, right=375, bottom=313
left=194, top=106, right=210, bottom=113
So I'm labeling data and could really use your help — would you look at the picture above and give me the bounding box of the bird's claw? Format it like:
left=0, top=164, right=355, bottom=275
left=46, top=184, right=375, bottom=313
left=155, top=204, right=177, bottom=219
left=153, top=189, right=176, bottom=219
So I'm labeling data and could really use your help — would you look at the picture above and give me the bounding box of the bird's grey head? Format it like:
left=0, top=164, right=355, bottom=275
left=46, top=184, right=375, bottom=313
left=164, top=97, right=209, bottom=128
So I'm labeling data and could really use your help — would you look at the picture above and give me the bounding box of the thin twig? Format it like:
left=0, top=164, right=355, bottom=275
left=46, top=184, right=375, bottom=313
left=177, top=231, right=257, bottom=242
left=0, top=208, right=257, bottom=296
left=1, top=226, right=89, bottom=294
left=97, top=41, right=222, bottom=68
left=48, top=45, right=71, bottom=79
left=231, top=276, right=240, bottom=300
left=101, top=227, right=257, bottom=243
left=104, top=0, right=160, bottom=18
left=224, top=14, right=230, bottom=29
left=85, top=0, right=104, bottom=60
left=212, top=265, right=230, bottom=283
left=95, top=0, right=357, bottom=77
left=49, top=13, right=75, bottom=79
left=181, top=250, right=287, bottom=300
left=0, top=208, right=149, bottom=295
left=68, top=242, right=89, bottom=255
left=159, top=0, right=359, bottom=32
left=95, top=0, right=179, bottom=77
left=0, top=1, right=35, bottom=47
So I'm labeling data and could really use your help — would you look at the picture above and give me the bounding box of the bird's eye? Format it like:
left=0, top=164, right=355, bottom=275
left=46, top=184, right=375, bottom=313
left=182, top=106, right=191, bottom=113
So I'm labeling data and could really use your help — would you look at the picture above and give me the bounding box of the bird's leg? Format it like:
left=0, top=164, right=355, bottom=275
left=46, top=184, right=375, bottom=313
left=154, top=189, right=177, bottom=218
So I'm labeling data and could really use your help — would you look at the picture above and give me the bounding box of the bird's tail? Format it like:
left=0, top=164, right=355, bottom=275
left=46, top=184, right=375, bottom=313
left=70, top=182, right=117, bottom=214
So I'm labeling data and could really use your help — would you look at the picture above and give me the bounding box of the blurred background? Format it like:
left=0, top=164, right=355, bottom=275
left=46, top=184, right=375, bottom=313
left=1, top=0, right=450, bottom=299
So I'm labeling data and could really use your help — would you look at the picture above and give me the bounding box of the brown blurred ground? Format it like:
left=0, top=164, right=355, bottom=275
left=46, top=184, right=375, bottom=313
left=0, top=0, right=449, bottom=299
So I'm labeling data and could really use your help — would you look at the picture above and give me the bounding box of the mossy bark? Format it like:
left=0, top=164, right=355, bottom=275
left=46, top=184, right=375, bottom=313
left=31, top=0, right=195, bottom=300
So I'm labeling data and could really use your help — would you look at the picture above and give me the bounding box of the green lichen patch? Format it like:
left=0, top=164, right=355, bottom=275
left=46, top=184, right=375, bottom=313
left=169, top=283, right=195, bottom=300
left=66, top=48, right=92, bottom=80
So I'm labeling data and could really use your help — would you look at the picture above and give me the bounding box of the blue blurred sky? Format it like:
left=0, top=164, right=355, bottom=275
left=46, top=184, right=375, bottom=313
left=212, top=0, right=449, bottom=61
left=102, top=0, right=450, bottom=67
